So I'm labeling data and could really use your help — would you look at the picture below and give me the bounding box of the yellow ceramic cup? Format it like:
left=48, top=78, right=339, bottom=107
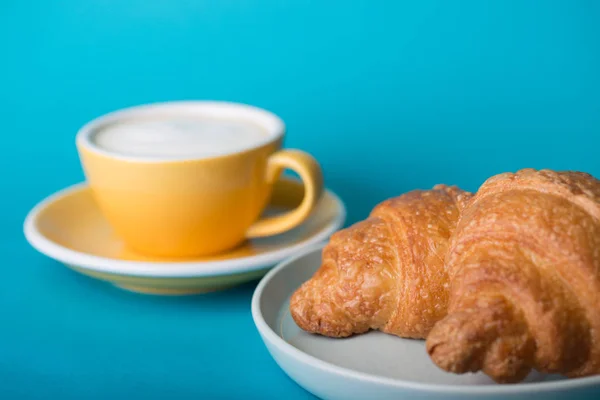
left=75, top=101, right=323, bottom=257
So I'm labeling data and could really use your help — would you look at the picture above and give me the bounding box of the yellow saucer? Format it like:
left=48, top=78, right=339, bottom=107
left=24, top=177, right=345, bottom=295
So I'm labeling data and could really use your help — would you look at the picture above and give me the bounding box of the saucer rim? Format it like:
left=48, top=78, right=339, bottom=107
left=251, top=244, right=600, bottom=396
left=24, top=181, right=346, bottom=278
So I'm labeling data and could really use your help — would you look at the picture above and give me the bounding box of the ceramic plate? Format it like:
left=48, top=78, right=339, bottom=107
left=24, top=178, right=346, bottom=295
left=251, top=244, right=600, bottom=400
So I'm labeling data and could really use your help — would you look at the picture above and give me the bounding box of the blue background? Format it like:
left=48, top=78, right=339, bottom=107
left=2, top=1, right=599, bottom=398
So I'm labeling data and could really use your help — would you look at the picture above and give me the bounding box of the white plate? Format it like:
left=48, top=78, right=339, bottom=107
left=251, top=244, right=600, bottom=399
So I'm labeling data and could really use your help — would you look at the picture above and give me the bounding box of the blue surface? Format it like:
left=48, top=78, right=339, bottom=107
left=2, top=1, right=600, bottom=399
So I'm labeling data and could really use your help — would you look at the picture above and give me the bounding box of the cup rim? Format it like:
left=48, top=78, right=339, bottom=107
left=75, top=100, right=286, bottom=163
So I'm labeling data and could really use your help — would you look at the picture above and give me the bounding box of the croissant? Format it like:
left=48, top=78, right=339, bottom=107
left=289, top=184, right=472, bottom=339
left=426, top=169, right=600, bottom=383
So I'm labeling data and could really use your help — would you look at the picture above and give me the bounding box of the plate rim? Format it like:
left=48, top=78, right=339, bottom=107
left=23, top=181, right=346, bottom=278
left=251, top=243, right=600, bottom=395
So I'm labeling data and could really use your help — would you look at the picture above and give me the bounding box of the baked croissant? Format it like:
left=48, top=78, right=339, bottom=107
left=426, top=169, right=600, bottom=383
left=290, top=184, right=472, bottom=339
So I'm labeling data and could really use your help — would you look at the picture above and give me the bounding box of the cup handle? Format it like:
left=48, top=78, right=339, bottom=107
left=246, top=149, right=324, bottom=238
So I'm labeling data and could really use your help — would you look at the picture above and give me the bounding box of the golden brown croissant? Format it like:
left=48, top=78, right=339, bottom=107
left=426, top=168, right=600, bottom=383
left=290, top=184, right=472, bottom=339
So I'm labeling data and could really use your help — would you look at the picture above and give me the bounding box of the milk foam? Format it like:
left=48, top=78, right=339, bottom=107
left=92, top=117, right=269, bottom=158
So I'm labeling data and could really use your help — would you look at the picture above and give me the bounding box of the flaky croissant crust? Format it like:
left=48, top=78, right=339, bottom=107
left=290, top=184, right=472, bottom=339
left=426, top=169, right=600, bottom=383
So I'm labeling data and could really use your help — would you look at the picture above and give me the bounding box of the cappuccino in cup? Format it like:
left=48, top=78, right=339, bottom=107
left=92, top=117, right=269, bottom=159
left=76, top=101, right=323, bottom=257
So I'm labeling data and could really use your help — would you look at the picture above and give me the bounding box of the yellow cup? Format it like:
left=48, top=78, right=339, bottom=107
left=76, top=101, right=323, bottom=257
